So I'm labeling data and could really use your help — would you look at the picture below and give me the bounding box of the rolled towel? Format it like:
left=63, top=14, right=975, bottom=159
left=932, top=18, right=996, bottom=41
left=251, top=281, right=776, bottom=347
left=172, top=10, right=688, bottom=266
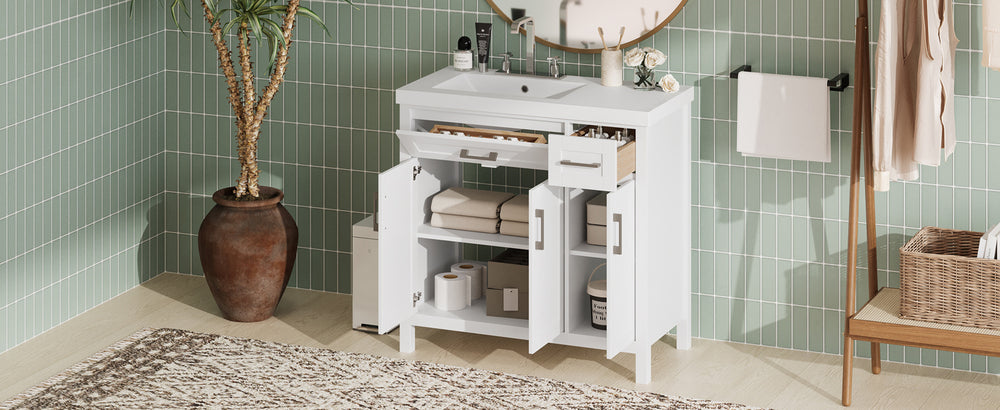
left=430, top=213, right=499, bottom=234
left=499, top=220, right=529, bottom=237
left=431, top=187, right=515, bottom=219
left=499, top=194, right=529, bottom=223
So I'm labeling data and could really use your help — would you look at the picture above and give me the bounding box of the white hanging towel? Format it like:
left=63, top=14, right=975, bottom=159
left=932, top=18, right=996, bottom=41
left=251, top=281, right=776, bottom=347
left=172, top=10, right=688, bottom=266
left=736, top=71, right=831, bottom=163
left=984, top=1, right=1000, bottom=70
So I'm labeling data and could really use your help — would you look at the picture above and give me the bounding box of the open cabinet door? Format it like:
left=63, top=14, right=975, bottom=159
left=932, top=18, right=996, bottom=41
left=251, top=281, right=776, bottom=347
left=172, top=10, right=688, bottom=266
left=528, top=181, right=563, bottom=354
left=606, top=179, right=636, bottom=359
left=377, top=158, right=418, bottom=334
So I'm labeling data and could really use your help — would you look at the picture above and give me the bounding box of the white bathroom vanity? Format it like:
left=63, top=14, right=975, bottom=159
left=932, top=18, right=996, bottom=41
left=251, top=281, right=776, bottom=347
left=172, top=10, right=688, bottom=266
left=376, top=68, right=694, bottom=383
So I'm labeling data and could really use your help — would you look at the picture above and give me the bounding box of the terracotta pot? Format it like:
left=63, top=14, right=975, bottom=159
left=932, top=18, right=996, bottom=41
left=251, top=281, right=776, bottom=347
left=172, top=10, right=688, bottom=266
left=198, top=187, right=298, bottom=322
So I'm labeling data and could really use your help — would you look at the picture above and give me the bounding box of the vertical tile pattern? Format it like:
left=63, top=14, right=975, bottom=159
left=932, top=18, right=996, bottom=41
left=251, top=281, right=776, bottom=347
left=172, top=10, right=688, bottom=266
left=164, top=0, right=998, bottom=376
left=0, top=2, right=166, bottom=354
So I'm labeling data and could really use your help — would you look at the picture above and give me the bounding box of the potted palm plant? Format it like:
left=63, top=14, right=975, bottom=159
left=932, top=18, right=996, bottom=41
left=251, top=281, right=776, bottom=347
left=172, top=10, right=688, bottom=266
left=139, top=0, right=338, bottom=322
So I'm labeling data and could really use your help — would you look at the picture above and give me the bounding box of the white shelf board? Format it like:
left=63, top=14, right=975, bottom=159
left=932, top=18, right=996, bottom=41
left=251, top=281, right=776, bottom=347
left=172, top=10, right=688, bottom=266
left=569, top=242, right=607, bottom=259
left=411, top=299, right=529, bottom=340
left=554, top=322, right=607, bottom=351
left=417, top=224, right=529, bottom=250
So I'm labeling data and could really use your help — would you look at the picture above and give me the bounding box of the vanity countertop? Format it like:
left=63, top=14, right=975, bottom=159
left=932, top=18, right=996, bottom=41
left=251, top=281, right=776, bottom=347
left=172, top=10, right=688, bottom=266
left=397, top=68, right=694, bottom=126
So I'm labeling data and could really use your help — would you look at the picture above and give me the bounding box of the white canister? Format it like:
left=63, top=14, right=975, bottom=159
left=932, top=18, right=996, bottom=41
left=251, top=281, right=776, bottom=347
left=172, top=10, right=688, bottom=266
left=587, top=263, right=608, bottom=330
left=600, top=49, right=623, bottom=87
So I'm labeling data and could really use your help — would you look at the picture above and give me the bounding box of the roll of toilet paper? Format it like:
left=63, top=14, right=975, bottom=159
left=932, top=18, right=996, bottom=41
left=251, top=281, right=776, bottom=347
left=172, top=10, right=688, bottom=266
left=451, top=262, right=484, bottom=300
left=434, top=272, right=471, bottom=311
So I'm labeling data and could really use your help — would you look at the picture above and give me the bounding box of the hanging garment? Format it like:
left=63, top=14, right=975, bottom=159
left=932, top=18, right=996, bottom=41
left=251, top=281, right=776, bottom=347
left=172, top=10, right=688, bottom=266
left=984, top=1, right=1000, bottom=70
left=872, top=0, right=959, bottom=192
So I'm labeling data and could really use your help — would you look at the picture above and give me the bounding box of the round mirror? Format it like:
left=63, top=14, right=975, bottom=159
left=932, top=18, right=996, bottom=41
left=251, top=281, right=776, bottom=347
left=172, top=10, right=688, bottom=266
left=486, top=0, right=687, bottom=53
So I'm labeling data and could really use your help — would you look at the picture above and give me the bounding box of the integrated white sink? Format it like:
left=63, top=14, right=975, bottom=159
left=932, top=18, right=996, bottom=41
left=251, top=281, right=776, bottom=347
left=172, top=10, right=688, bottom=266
left=432, top=72, right=586, bottom=99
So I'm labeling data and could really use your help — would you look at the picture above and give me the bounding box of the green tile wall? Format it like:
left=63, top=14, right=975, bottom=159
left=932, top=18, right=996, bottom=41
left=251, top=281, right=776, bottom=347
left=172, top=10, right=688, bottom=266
left=0, top=2, right=166, bottom=354
left=164, top=0, right=999, bottom=375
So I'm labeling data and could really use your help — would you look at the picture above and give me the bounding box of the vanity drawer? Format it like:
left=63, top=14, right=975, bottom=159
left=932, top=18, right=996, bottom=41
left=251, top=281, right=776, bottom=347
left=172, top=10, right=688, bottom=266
left=547, top=135, right=636, bottom=191
left=396, top=130, right=548, bottom=170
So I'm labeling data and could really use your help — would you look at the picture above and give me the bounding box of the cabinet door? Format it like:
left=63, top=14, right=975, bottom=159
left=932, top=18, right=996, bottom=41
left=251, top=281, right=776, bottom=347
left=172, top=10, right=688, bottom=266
left=528, top=181, right=563, bottom=354
left=377, top=158, right=418, bottom=334
left=606, top=179, right=636, bottom=358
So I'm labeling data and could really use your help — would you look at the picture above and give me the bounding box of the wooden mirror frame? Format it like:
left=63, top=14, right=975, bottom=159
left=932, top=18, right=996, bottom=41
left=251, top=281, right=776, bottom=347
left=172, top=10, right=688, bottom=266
left=485, top=0, right=688, bottom=54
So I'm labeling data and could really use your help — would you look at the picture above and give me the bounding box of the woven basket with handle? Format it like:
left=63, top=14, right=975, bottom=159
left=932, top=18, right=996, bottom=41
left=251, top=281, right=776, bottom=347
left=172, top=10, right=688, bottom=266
left=899, top=226, right=1000, bottom=330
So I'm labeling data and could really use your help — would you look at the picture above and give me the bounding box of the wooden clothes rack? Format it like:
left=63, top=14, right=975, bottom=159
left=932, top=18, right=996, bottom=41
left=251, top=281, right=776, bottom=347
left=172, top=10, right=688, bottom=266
left=842, top=0, right=1000, bottom=406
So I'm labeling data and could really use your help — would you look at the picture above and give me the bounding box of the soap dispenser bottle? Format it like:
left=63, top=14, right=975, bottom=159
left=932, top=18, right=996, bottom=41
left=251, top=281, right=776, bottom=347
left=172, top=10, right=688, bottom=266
left=454, top=36, right=473, bottom=71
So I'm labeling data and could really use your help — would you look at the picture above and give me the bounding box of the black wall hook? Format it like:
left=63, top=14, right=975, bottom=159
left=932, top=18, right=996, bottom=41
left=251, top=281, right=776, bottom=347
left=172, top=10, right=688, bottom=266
left=827, top=73, right=850, bottom=92
left=729, top=65, right=751, bottom=79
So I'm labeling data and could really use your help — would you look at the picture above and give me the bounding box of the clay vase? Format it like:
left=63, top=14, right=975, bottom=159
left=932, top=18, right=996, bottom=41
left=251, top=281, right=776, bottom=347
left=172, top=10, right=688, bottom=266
left=198, top=187, right=298, bottom=322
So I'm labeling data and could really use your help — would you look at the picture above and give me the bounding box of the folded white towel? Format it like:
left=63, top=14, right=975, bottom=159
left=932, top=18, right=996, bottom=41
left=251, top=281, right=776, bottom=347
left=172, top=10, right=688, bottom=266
left=736, top=72, right=831, bottom=163
left=430, top=213, right=499, bottom=234
left=984, top=1, right=1000, bottom=71
left=431, top=188, right=515, bottom=219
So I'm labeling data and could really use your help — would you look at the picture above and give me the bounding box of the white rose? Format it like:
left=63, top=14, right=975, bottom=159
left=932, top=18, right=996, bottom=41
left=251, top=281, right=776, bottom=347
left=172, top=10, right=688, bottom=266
left=644, top=49, right=666, bottom=68
left=624, top=48, right=645, bottom=67
left=659, top=74, right=680, bottom=93
left=641, top=47, right=655, bottom=53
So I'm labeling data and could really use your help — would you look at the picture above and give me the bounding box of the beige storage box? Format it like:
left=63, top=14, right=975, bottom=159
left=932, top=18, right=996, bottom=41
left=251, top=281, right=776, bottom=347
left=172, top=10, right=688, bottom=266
left=486, top=249, right=529, bottom=319
left=587, top=224, right=607, bottom=246
left=586, top=193, right=607, bottom=226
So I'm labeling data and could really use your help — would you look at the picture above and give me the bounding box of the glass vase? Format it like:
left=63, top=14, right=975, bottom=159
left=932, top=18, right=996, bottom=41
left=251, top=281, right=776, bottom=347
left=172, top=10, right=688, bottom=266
left=634, top=65, right=655, bottom=90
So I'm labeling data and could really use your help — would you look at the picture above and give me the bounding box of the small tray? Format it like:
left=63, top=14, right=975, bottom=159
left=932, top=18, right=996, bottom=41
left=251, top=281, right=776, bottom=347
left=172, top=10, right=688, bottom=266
left=430, top=125, right=547, bottom=144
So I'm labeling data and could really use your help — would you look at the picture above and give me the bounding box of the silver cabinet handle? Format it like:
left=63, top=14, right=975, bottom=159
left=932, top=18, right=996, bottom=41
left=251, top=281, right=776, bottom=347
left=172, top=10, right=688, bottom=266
left=559, top=160, right=601, bottom=168
left=460, top=149, right=499, bottom=161
left=613, top=213, right=623, bottom=255
left=535, top=209, right=545, bottom=250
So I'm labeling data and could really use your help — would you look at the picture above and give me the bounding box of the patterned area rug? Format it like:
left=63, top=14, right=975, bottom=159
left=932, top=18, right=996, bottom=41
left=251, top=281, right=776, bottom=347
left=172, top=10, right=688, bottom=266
left=2, top=328, right=758, bottom=409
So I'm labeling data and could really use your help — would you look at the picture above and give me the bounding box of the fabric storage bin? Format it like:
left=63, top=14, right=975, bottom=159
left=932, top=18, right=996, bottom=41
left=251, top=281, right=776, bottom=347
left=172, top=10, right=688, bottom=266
left=899, top=227, right=1000, bottom=330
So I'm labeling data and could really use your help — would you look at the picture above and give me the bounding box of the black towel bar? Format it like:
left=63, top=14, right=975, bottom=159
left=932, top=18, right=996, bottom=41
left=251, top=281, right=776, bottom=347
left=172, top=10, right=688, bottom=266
left=729, top=65, right=850, bottom=92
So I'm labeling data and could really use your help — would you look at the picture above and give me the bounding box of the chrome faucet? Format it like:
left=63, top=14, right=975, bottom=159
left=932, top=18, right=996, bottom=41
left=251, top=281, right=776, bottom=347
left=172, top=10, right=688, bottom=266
left=510, top=16, right=535, bottom=75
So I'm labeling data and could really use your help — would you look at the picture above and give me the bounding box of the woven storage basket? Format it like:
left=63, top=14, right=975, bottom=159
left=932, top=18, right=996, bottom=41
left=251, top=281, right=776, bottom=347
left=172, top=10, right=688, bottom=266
left=899, top=227, right=1000, bottom=330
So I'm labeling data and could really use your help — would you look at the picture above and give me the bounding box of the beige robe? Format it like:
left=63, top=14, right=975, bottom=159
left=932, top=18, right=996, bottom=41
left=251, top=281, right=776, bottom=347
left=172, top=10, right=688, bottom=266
left=872, top=0, right=958, bottom=192
left=984, top=1, right=1000, bottom=70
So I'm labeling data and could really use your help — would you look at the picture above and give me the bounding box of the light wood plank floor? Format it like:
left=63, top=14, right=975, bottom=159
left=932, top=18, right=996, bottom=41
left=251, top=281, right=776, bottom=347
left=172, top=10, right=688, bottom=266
left=1, top=273, right=997, bottom=409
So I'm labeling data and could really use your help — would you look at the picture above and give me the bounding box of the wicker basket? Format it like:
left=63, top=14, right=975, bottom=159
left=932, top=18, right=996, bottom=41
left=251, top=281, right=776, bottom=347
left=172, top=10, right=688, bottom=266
left=899, top=227, right=1000, bottom=330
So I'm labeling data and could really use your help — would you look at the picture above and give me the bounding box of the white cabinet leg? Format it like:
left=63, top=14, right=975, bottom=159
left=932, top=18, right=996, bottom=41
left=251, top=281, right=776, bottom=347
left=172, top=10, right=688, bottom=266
left=400, top=324, right=415, bottom=353
left=677, top=319, right=692, bottom=350
left=636, top=346, right=652, bottom=384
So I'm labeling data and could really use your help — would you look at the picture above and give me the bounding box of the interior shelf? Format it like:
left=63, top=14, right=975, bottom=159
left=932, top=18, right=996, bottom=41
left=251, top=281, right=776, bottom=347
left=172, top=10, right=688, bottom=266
left=847, top=288, right=1000, bottom=357
left=416, top=224, right=529, bottom=250
left=411, top=299, right=529, bottom=341
left=569, top=242, right=606, bottom=259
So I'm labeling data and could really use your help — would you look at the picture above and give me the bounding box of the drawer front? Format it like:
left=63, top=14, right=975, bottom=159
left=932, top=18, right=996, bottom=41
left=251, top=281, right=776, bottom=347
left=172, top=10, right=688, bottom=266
left=396, top=130, right=548, bottom=170
left=548, top=134, right=620, bottom=191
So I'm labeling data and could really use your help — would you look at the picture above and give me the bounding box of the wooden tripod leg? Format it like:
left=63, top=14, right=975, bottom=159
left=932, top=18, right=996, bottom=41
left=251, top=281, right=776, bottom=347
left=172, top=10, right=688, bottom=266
left=856, top=18, right=881, bottom=376
left=843, top=12, right=869, bottom=407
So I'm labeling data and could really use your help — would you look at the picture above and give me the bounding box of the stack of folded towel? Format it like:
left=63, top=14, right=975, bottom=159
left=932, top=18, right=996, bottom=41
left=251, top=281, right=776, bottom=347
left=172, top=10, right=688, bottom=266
left=430, top=188, right=514, bottom=234
left=499, top=194, right=529, bottom=237
left=429, top=188, right=531, bottom=237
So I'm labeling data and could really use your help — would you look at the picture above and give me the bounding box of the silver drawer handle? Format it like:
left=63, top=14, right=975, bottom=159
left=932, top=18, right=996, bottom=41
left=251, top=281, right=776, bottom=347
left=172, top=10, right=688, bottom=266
left=613, top=213, right=623, bottom=255
left=535, top=209, right=544, bottom=250
left=460, top=149, right=499, bottom=161
left=559, top=160, right=601, bottom=168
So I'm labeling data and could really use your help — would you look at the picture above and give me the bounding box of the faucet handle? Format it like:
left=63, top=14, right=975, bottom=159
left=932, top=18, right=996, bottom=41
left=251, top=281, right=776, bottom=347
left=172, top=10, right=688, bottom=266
left=546, top=56, right=562, bottom=78
left=498, top=52, right=513, bottom=74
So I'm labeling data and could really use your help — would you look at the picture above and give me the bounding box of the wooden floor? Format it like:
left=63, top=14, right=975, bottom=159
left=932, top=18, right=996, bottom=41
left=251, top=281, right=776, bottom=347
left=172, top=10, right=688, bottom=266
left=1, top=273, right=997, bottom=409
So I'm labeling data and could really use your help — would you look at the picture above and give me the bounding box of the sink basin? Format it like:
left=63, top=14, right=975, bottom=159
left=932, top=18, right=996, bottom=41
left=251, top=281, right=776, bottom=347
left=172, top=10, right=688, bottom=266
left=432, top=72, right=585, bottom=99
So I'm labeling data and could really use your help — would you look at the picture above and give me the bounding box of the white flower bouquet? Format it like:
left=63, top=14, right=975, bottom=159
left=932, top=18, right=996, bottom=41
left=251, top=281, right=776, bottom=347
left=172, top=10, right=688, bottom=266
left=623, top=47, right=677, bottom=92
